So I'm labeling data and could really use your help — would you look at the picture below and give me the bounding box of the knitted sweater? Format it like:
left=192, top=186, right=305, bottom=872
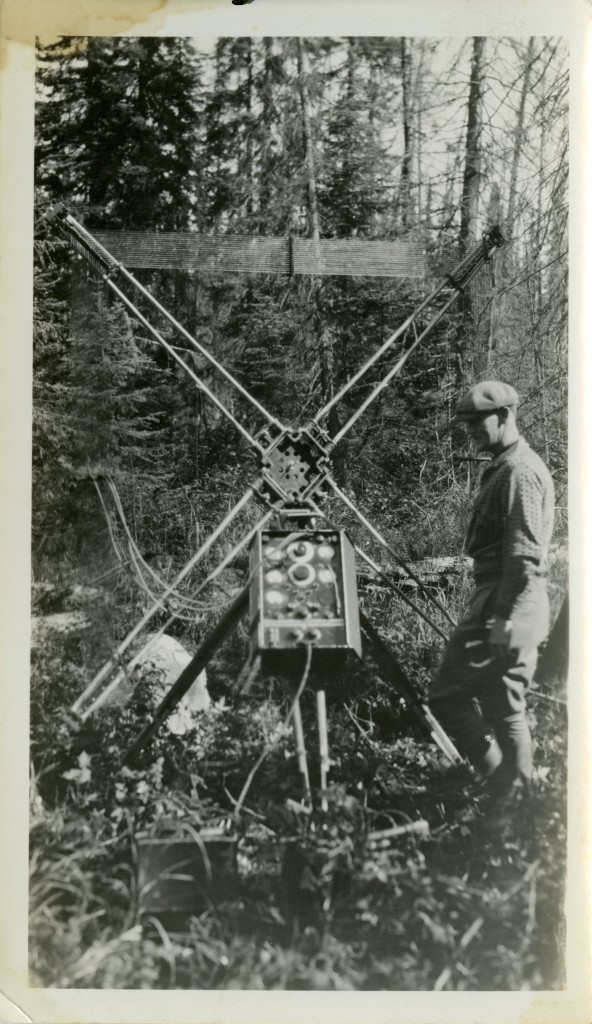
left=465, top=437, right=555, bottom=619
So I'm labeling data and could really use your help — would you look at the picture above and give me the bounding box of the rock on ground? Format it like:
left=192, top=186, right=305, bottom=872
left=132, top=633, right=210, bottom=735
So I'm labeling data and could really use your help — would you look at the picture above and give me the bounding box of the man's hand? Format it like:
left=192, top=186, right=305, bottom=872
left=487, top=614, right=513, bottom=655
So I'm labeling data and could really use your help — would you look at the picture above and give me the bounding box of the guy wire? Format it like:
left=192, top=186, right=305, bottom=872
left=71, top=487, right=257, bottom=716
left=104, top=476, right=204, bottom=614
left=92, top=479, right=126, bottom=563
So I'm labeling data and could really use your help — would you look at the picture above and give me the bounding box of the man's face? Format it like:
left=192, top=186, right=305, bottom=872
left=462, top=411, right=503, bottom=452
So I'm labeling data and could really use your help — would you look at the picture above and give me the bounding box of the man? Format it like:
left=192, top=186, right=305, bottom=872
left=429, top=381, right=555, bottom=802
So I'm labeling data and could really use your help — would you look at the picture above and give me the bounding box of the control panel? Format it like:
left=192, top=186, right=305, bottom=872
left=249, top=527, right=362, bottom=669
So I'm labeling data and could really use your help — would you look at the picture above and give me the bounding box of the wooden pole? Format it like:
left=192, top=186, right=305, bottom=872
left=317, top=689, right=330, bottom=812
left=292, top=697, right=312, bottom=808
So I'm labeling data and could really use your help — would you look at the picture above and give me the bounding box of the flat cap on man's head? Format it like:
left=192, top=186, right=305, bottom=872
left=453, top=380, right=519, bottom=421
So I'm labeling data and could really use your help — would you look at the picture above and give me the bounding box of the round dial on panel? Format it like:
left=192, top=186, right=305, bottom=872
left=317, top=544, right=335, bottom=561
left=265, top=589, right=287, bottom=607
left=264, top=546, right=285, bottom=565
left=287, top=540, right=314, bottom=562
left=288, top=562, right=316, bottom=587
left=317, top=567, right=334, bottom=585
left=265, top=568, right=285, bottom=585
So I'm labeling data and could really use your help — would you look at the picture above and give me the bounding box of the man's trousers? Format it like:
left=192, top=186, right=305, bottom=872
left=429, top=579, right=549, bottom=789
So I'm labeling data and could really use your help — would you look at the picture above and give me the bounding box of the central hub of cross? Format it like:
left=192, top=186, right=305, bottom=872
left=256, top=424, right=331, bottom=507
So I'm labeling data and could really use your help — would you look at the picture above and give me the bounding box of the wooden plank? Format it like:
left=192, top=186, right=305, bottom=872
left=294, top=238, right=425, bottom=278
left=93, top=231, right=426, bottom=279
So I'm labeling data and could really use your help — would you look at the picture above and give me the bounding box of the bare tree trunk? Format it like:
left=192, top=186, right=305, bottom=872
left=506, top=38, right=535, bottom=238
left=413, top=40, right=429, bottom=227
left=533, top=77, right=546, bottom=319
left=397, top=37, right=413, bottom=232
left=296, top=37, right=322, bottom=243
left=459, top=37, right=485, bottom=253
left=244, top=38, right=255, bottom=219
left=531, top=68, right=550, bottom=463
left=484, top=182, right=501, bottom=372
left=456, top=37, right=485, bottom=383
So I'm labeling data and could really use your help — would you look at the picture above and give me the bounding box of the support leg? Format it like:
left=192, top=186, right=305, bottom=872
left=123, top=586, right=249, bottom=764
left=292, top=697, right=312, bottom=808
left=360, top=611, right=463, bottom=766
left=316, top=690, right=330, bottom=812
left=72, top=486, right=257, bottom=720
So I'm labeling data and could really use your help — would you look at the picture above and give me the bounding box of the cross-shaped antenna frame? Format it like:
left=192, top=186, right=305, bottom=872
left=45, top=203, right=505, bottom=774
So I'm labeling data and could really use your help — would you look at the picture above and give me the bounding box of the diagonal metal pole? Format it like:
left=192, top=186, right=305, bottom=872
left=70, top=486, right=258, bottom=718
left=353, top=544, right=450, bottom=641
left=323, top=476, right=456, bottom=627
left=314, top=227, right=505, bottom=441
left=328, top=288, right=467, bottom=448
left=305, top=499, right=460, bottom=763
left=312, top=282, right=449, bottom=426
left=47, top=205, right=285, bottom=433
left=104, top=274, right=265, bottom=453
left=123, top=585, right=250, bottom=765
left=77, top=507, right=275, bottom=722
left=359, top=611, right=462, bottom=766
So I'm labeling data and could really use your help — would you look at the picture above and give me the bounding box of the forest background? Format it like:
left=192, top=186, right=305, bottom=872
left=27, top=34, right=570, bottom=992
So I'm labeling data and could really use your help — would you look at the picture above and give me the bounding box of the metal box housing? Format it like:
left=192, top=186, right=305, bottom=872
left=249, top=528, right=362, bottom=670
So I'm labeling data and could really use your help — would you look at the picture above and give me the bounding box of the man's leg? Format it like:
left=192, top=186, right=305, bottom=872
left=478, top=647, right=538, bottom=795
left=429, top=589, right=503, bottom=776
left=430, top=690, right=503, bottom=776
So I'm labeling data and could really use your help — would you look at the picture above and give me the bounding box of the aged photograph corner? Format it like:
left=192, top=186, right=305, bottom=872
left=29, top=34, right=568, bottom=991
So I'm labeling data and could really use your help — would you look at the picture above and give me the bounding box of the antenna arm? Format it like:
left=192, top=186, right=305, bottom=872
left=44, top=204, right=285, bottom=434
left=315, top=226, right=506, bottom=440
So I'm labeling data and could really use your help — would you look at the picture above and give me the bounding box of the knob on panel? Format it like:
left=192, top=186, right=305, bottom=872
left=287, top=540, right=314, bottom=562
left=265, top=568, right=285, bottom=585
left=288, top=562, right=316, bottom=587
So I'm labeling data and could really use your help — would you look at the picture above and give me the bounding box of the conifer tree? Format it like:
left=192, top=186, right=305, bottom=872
left=36, top=36, right=203, bottom=229
left=34, top=36, right=206, bottom=570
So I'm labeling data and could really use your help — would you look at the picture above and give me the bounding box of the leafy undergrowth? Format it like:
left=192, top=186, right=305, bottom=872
left=29, top=602, right=567, bottom=991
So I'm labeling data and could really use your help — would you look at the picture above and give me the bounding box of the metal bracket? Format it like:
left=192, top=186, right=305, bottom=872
left=255, top=423, right=332, bottom=507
